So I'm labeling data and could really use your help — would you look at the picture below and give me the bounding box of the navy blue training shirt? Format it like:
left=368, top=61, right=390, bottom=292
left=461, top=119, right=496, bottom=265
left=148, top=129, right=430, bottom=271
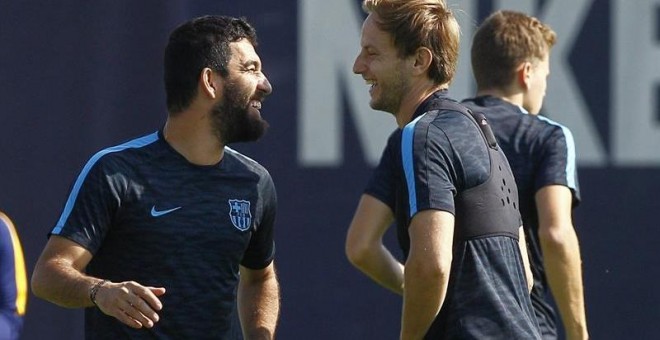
left=51, top=130, right=277, bottom=339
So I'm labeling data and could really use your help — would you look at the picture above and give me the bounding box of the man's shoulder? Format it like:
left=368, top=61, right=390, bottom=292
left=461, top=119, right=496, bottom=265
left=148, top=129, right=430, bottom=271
left=81, top=132, right=162, bottom=172
left=462, top=96, right=522, bottom=119
left=419, top=98, right=474, bottom=125
left=515, top=114, right=574, bottom=151
left=410, top=109, right=475, bottom=146
left=423, top=102, right=481, bottom=138
left=224, top=147, right=271, bottom=178
left=534, top=114, right=574, bottom=135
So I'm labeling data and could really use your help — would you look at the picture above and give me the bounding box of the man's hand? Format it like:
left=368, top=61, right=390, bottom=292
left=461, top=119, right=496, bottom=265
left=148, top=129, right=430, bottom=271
left=94, top=280, right=166, bottom=329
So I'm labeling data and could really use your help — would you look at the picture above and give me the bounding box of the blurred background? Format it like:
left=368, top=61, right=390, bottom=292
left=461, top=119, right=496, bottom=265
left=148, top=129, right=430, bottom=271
left=1, top=0, right=658, bottom=339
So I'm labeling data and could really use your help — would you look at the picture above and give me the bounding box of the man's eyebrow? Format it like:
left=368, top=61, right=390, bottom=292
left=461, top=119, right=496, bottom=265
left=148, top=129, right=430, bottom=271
left=242, top=60, right=261, bottom=67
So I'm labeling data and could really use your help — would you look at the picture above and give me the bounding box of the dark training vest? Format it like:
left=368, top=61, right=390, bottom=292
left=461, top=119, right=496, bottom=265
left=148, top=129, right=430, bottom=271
left=440, top=100, right=522, bottom=242
left=419, top=100, right=533, bottom=339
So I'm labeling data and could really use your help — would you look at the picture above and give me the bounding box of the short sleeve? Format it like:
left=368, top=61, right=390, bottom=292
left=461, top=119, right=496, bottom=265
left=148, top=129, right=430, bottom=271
left=364, top=131, right=398, bottom=212
left=241, top=172, right=277, bottom=269
left=402, top=114, right=457, bottom=217
left=535, top=125, right=581, bottom=205
left=50, top=155, right=121, bottom=253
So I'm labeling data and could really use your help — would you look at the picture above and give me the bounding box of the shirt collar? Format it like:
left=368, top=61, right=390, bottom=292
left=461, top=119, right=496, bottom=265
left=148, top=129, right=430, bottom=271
left=411, top=89, right=451, bottom=120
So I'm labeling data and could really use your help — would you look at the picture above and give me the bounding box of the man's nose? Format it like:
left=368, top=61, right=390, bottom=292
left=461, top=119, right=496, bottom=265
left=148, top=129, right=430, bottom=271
left=258, top=75, right=273, bottom=95
left=353, top=54, right=364, bottom=75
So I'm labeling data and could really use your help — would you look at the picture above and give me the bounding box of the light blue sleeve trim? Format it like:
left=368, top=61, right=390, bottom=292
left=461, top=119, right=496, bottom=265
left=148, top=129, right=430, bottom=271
left=401, top=115, right=425, bottom=217
left=51, top=132, right=159, bottom=235
left=536, top=116, right=578, bottom=190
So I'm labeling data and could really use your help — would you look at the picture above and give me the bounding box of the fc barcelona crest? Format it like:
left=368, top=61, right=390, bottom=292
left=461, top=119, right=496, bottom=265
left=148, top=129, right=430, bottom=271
left=228, top=199, right=252, bottom=231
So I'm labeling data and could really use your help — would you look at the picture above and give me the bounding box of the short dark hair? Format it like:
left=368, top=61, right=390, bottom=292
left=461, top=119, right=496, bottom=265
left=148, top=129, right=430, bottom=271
left=164, top=15, right=257, bottom=114
left=471, top=10, right=556, bottom=90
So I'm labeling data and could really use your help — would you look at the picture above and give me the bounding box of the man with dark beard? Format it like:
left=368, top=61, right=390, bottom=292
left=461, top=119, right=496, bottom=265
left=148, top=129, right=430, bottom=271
left=31, top=15, right=280, bottom=339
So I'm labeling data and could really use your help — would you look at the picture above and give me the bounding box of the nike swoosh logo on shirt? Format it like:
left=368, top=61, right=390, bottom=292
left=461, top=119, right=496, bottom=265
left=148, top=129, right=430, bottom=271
left=150, top=206, right=182, bottom=217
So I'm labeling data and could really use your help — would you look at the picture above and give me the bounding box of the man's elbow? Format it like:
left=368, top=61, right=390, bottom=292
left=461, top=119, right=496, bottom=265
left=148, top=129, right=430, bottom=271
left=30, top=266, right=49, bottom=300
left=406, top=256, right=452, bottom=282
left=30, top=258, right=63, bottom=303
left=345, top=234, right=375, bottom=270
left=345, top=240, right=366, bottom=268
left=539, top=224, right=578, bottom=249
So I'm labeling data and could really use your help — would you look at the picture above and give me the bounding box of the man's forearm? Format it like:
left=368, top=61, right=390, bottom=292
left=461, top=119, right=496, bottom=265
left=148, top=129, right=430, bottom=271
left=542, top=227, right=588, bottom=340
left=400, top=261, right=448, bottom=339
left=31, top=259, right=99, bottom=308
left=238, top=273, right=280, bottom=339
left=350, top=244, right=404, bottom=295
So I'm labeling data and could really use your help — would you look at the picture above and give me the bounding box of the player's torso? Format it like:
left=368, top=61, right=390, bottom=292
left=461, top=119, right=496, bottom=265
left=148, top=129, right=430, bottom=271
left=86, top=143, right=262, bottom=340
left=90, top=145, right=263, bottom=285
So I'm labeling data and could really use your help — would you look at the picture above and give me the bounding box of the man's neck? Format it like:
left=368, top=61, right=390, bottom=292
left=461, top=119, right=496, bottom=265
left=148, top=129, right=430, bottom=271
left=476, top=88, right=524, bottom=108
left=395, top=83, right=448, bottom=128
left=162, top=110, right=225, bottom=166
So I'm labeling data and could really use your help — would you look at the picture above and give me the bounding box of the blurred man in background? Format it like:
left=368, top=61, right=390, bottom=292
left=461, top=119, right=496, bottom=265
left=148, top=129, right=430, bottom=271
left=463, top=10, right=588, bottom=340
left=0, top=211, right=28, bottom=340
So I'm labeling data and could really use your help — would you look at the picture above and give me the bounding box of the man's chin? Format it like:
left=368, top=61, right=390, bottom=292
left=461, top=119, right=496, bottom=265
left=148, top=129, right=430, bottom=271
left=369, top=102, right=388, bottom=114
left=369, top=98, right=387, bottom=111
left=227, top=121, right=269, bottom=144
left=252, top=122, right=269, bottom=140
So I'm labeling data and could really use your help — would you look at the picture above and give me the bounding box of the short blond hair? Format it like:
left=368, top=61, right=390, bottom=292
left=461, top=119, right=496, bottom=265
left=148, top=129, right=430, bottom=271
left=362, top=0, right=460, bottom=85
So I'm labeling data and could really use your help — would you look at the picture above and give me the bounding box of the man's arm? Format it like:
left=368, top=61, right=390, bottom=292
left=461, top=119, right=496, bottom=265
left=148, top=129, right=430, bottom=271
left=345, top=194, right=404, bottom=295
left=518, top=226, right=534, bottom=292
left=238, top=262, right=280, bottom=339
left=400, top=210, right=454, bottom=339
left=536, top=185, right=588, bottom=340
left=31, top=235, right=166, bottom=329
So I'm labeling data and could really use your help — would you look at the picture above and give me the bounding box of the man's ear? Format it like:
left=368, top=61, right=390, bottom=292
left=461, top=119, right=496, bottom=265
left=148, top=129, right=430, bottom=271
left=517, top=61, right=533, bottom=90
left=200, top=67, right=220, bottom=99
left=411, top=47, right=433, bottom=77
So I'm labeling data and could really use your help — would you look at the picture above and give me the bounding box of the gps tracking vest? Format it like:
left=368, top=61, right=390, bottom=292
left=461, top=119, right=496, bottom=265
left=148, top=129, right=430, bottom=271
left=439, top=101, right=522, bottom=243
